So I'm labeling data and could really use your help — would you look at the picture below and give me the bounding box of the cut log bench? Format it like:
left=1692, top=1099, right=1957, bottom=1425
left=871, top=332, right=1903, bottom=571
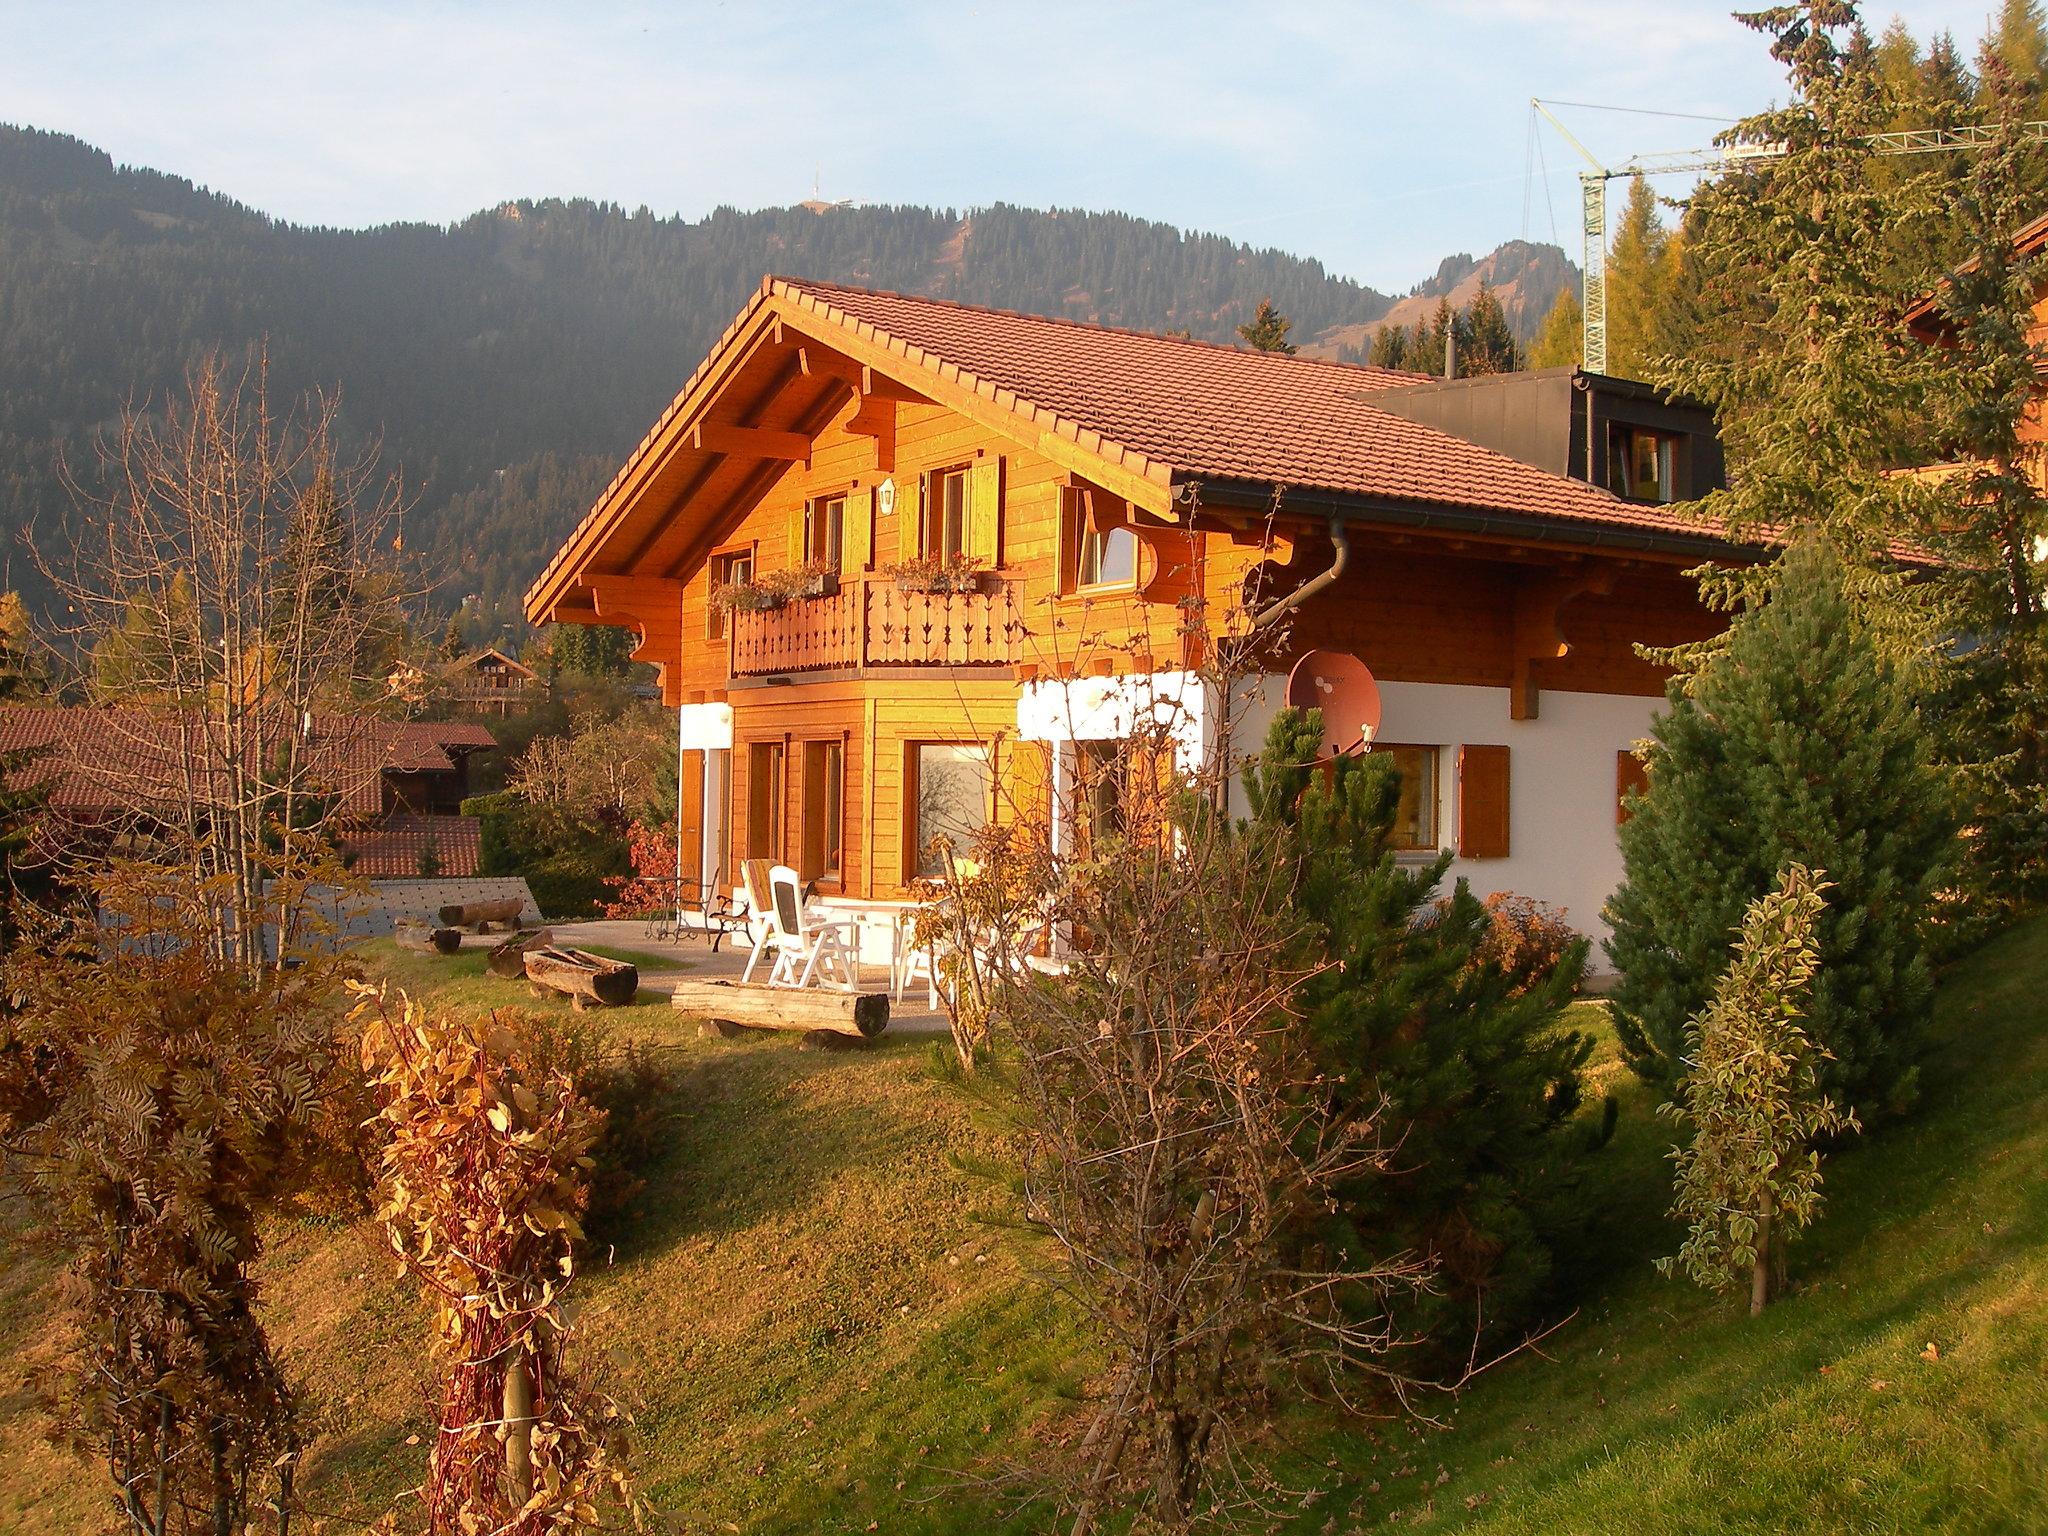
left=668, top=978, right=889, bottom=1041
left=438, top=896, right=527, bottom=934
left=487, top=928, right=556, bottom=979
left=393, top=919, right=463, bottom=955
left=523, top=945, right=638, bottom=1010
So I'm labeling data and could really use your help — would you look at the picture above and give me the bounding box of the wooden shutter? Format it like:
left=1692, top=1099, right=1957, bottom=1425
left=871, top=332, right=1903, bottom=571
left=1616, top=748, right=1650, bottom=826
left=1001, top=737, right=1053, bottom=837
left=679, top=750, right=704, bottom=887
left=845, top=487, right=873, bottom=571
left=968, top=457, right=1004, bottom=566
left=790, top=500, right=807, bottom=567
left=900, top=474, right=924, bottom=563
left=1457, top=744, right=1510, bottom=859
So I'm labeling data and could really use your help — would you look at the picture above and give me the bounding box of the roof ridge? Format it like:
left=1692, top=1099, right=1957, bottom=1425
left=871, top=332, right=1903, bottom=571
left=767, top=275, right=1433, bottom=387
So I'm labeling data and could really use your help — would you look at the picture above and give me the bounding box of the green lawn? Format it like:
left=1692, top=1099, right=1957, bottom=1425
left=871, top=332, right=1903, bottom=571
left=2, top=922, right=2044, bottom=1533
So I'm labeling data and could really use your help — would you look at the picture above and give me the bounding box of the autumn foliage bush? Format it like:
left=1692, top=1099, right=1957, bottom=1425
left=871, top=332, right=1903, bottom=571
left=1473, top=893, right=1583, bottom=995
left=354, top=987, right=643, bottom=1534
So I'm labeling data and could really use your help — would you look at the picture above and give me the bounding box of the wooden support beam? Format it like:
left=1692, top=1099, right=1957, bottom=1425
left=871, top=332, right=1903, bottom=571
left=689, top=421, right=812, bottom=463
left=846, top=393, right=897, bottom=472
left=1510, top=568, right=1617, bottom=721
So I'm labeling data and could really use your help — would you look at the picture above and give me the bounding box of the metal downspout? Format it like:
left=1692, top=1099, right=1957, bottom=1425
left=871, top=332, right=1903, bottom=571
left=1250, top=515, right=1350, bottom=630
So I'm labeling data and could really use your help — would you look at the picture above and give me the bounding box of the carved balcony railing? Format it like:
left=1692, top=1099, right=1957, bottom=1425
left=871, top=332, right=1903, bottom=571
left=728, top=576, right=1025, bottom=677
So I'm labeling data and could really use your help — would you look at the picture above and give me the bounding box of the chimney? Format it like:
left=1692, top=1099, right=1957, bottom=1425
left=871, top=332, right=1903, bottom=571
left=1444, top=324, right=1457, bottom=381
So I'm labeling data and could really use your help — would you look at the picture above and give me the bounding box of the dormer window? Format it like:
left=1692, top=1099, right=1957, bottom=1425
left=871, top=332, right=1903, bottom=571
left=1610, top=425, right=1680, bottom=503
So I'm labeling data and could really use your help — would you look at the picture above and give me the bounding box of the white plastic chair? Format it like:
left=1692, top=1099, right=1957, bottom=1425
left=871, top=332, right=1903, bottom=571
left=764, top=864, right=860, bottom=992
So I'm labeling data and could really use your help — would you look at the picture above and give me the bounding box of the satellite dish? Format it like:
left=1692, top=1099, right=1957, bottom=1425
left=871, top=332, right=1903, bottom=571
left=1284, top=649, right=1382, bottom=758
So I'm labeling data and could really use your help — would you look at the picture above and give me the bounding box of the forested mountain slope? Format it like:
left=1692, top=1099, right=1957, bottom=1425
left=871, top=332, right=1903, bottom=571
left=0, top=124, right=1572, bottom=626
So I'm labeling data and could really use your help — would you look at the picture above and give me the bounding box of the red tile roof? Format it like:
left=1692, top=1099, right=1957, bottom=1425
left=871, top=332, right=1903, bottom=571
left=0, top=707, right=492, bottom=819
left=770, top=277, right=1727, bottom=544
left=341, top=813, right=483, bottom=878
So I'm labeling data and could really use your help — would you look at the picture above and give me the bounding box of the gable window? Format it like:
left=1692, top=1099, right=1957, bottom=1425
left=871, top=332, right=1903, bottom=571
left=1079, top=525, right=1138, bottom=588
left=1609, top=426, right=1679, bottom=503
left=1369, top=743, right=1439, bottom=851
left=904, top=740, right=990, bottom=880
left=801, top=739, right=844, bottom=884
left=805, top=495, right=845, bottom=571
left=708, top=548, right=754, bottom=639
left=923, top=467, right=969, bottom=562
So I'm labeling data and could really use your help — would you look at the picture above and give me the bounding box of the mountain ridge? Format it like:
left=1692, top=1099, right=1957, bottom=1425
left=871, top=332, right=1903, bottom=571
left=0, top=123, right=1577, bottom=628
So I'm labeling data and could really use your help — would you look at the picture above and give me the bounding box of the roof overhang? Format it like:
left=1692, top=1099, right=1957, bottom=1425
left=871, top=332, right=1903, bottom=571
left=1182, top=476, right=1759, bottom=563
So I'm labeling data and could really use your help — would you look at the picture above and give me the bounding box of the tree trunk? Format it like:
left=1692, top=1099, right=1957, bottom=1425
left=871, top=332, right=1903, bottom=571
left=1751, top=1189, right=1774, bottom=1317
left=524, top=946, right=638, bottom=1008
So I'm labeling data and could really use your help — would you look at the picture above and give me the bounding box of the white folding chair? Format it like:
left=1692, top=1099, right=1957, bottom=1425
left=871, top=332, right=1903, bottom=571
left=764, top=864, right=860, bottom=992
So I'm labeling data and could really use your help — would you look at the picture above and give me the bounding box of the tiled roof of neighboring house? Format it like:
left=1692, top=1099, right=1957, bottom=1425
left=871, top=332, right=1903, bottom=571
left=768, top=277, right=1727, bottom=544
left=0, top=707, right=494, bottom=819
left=341, top=813, right=483, bottom=878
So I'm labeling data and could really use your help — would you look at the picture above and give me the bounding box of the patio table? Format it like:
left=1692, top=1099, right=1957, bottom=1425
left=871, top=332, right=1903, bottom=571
left=809, top=895, right=929, bottom=999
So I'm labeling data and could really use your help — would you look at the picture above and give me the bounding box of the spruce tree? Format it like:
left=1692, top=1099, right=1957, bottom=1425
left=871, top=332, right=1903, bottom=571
left=1245, top=709, right=1601, bottom=1338
left=1923, top=63, right=2048, bottom=915
left=1367, top=320, right=1410, bottom=369
left=1606, top=538, right=1955, bottom=1116
left=1659, top=2, right=1946, bottom=667
left=1236, top=296, right=1297, bottom=353
left=1462, top=281, right=1519, bottom=374
left=1526, top=285, right=1582, bottom=369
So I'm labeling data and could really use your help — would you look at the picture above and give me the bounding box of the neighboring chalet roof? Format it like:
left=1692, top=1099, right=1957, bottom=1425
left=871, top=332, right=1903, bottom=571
left=341, top=813, right=483, bottom=878
left=526, top=277, right=1744, bottom=627
left=443, top=647, right=537, bottom=680
left=1902, top=208, right=2048, bottom=333
left=0, top=707, right=495, bottom=819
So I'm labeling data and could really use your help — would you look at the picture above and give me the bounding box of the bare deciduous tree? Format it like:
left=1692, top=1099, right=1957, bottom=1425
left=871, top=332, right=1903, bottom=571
left=39, top=351, right=422, bottom=967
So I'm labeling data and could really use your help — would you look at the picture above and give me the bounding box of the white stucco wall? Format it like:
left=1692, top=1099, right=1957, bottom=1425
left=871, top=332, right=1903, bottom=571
left=1222, top=672, right=1658, bottom=966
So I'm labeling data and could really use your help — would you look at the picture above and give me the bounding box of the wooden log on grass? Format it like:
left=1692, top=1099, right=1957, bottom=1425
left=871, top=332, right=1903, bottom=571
left=437, top=896, right=525, bottom=933
left=487, top=927, right=555, bottom=979
left=669, top=978, right=888, bottom=1039
left=394, top=919, right=463, bottom=956
left=523, top=945, right=638, bottom=1009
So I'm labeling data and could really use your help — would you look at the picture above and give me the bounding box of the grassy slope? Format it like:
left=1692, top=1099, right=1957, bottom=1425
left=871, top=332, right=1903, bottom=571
left=2, top=925, right=2044, bottom=1532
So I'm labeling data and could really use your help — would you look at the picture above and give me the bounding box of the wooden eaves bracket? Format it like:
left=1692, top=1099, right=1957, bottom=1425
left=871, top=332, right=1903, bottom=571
left=1510, top=567, right=1616, bottom=720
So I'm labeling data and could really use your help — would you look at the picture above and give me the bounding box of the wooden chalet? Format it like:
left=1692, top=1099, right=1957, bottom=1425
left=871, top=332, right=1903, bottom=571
left=525, top=279, right=1741, bottom=953
left=439, top=646, right=539, bottom=716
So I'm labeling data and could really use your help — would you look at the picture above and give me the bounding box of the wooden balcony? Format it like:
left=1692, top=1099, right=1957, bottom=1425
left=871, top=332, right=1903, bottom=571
left=729, top=576, right=1024, bottom=677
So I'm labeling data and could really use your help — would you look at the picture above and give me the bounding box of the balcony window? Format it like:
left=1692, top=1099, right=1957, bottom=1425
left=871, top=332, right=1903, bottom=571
left=708, top=548, right=754, bottom=639
left=905, top=740, right=990, bottom=879
left=923, top=467, right=969, bottom=562
left=805, top=494, right=845, bottom=572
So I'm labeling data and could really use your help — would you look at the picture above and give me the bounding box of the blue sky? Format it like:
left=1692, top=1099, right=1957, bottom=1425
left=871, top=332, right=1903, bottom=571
left=0, top=0, right=2002, bottom=293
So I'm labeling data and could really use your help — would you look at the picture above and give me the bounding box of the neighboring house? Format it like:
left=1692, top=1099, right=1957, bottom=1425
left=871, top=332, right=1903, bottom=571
left=524, top=278, right=1744, bottom=954
left=0, top=706, right=496, bottom=866
left=439, top=646, right=538, bottom=715
left=1371, top=367, right=1726, bottom=506
left=1903, top=208, right=2048, bottom=492
left=339, top=812, right=485, bottom=877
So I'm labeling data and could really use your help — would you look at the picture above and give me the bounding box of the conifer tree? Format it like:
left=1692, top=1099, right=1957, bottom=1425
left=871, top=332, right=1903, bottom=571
left=1659, top=2, right=1942, bottom=643
left=1461, top=280, right=1519, bottom=374
left=1367, top=320, right=1410, bottom=369
left=1526, top=284, right=1583, bottom=369
left=1603, top=175, right=1672, bottom=377
left=1245, top=708, right=1601, bottom=1338
left=1923, top=62, right=2048, bottom=914
left=1982, top=0, right=2048, bottom=116
left=1657, top=863, right=1858, bottom=1314
left=1237, top=296, right=1297, bottom=353
left=1607, top=538, right=1954, bottom=1116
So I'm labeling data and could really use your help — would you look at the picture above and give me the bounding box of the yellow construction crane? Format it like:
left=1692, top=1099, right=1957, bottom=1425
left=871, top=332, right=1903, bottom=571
left=1530, top=98, right=2048, bottom=374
